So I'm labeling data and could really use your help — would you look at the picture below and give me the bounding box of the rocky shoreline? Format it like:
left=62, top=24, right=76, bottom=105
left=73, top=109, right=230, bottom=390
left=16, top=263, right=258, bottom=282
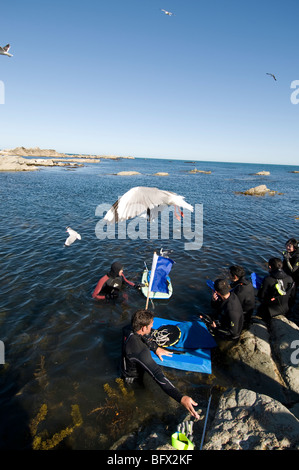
left=0, top=146, right=134, bottom=171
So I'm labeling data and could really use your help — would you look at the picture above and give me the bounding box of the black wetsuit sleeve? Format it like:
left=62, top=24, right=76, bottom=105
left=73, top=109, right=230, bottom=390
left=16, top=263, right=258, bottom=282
left=136, top=347, right=183, bottom=403
left=257, top=276, right=272, bottom=303
left=287, top=255, right=299, bottom=273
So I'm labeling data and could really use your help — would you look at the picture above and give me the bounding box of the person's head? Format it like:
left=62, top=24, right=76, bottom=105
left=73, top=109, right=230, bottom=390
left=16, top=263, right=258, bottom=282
left=285, top=238, right=298, bottom=253
left=214, top=279, right=230, bottom=298
left=229, top=265, right=245, bottom=281
left=268, top=257, right=283, bottom=272
left=108, top=261, right=124, bottom=277
left=131, top=309, right=154, bottom=334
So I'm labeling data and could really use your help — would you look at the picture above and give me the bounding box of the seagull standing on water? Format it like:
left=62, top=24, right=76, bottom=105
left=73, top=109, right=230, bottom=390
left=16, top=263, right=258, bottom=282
left=64, top=227, right=81, bottom=247
left=0, top=44, right=13, bottom=57
left=104, top=186, right=193, bottom=223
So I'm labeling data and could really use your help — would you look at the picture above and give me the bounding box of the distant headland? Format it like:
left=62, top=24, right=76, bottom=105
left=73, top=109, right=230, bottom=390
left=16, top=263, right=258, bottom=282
left=0, top=147, right=134, bottom=171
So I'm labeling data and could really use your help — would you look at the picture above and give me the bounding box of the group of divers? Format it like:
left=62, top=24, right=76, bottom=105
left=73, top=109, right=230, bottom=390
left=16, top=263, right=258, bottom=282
left=91, top=238, right=299, bottom=420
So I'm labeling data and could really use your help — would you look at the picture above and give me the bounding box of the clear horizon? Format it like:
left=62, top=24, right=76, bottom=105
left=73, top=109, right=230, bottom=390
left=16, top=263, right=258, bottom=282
left=0, top=0, right=298, bottom=166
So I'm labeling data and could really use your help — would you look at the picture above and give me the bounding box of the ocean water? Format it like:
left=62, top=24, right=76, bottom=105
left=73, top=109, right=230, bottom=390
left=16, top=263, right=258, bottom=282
left=0, top=157, right=298, bottom=449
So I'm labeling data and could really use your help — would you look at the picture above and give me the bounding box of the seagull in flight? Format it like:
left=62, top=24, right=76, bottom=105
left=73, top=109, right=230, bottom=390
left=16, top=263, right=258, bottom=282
left=64, top=227, right=81, bottom=247
left=104, top=186, right=193, bottom=223
left=161, top=9, right=174, bottom=16
left=266, top=73, right=277, bottom=81
left=0, top=44, right=13, bottom=57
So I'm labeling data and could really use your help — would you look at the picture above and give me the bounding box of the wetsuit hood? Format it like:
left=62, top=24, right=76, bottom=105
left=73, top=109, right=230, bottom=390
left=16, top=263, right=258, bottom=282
left=231, top=275, right=250, bottom=288
left=108, top=261, right=124, bottom=278
left=270, top=268, right=287, bottom=280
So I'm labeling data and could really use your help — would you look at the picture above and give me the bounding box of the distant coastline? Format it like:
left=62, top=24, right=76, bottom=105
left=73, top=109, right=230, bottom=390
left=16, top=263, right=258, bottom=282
left=0, top=146, right=134, bottom=171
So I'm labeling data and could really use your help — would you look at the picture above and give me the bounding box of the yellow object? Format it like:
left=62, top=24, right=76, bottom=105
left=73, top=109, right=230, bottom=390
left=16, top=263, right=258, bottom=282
left=171, top=432, right=194, bottom=450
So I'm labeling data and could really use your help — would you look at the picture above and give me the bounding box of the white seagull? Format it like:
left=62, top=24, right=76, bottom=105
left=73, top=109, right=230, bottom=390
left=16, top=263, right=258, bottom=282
left=64, top=227, right=81, bottom=246
left=161, top=9, right=174, bottom=16
left=0, top=44, right=13, bottom=57
left=104, top=186, right=193, bottom=223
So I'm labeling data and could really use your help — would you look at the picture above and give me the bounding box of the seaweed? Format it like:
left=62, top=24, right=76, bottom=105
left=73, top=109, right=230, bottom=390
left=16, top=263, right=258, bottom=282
left=30, top=403, right=83, bottom=450
left=89, top=378, right=137, bottom=438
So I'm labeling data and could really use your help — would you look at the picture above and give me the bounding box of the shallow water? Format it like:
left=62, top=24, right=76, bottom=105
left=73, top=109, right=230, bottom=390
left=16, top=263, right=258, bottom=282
left=0, top=158, right=298, bottom=449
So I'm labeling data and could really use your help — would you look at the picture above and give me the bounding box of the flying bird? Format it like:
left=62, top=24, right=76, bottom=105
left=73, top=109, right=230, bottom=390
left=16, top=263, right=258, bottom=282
left=266, top=73, right=277, bottom=81
left=104, top=186, right=193, bottom=223
left=64, top=227, right=81, bottom=246
left=0, top=44, right=13, bottom=57
left=161, top=9, right=174, bottom=16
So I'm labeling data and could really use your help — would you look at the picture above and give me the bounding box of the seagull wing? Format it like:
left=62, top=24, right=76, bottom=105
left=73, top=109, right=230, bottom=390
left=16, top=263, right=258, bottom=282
left=266, top=73, right=276, bottom=80
left=3, top=44, right=10, bottom=52
left=104, top=187, right=193, bottom=223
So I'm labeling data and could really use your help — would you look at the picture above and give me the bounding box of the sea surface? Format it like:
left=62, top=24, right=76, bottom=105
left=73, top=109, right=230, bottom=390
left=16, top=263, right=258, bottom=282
left=0, top=157, right=298, bottom=449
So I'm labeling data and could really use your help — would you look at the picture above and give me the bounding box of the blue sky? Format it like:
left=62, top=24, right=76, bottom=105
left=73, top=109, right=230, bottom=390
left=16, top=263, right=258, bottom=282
left=0, top=0, right=298, bottom=165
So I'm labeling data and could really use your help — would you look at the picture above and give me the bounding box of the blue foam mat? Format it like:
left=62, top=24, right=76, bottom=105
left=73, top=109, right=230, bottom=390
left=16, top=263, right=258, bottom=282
left=151, top=317, right=216, bottom=374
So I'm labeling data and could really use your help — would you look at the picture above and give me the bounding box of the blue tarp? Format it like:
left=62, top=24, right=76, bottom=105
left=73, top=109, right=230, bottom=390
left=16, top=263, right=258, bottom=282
left=151, top=317, right=217, bottom=374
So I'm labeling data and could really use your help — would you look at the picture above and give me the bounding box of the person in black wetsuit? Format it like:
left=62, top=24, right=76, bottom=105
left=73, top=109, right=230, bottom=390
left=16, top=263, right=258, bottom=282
left=92, top=261, right=143, bottom=301
left=210, top=278, right=244, bottom=340
left=121, top=309, right=200, bottom=419
left=257, top=257, right=295, bottom=321
left=282, top=238, right=299, bottom=290
left=229, top=265, right=255, bottom=327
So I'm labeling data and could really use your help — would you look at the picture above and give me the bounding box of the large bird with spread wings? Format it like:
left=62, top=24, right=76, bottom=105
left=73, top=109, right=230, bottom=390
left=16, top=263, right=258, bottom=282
left=104, top=186, right=193, bottom=223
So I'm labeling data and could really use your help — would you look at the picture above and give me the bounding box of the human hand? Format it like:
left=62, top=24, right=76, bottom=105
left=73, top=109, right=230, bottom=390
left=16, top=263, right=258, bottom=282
left=212, top=292, right=218, bottom=301
left=156, top=347, right=173, bottom=361
left=181, top=396, right=200, bottom=420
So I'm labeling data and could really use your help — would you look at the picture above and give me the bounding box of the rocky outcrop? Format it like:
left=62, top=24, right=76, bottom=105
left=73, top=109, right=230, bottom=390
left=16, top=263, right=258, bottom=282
left=189, top=168, right=211, bottom=174
left=0, top=155, right=38, bottom=171
left=236, top=184, right=278, bottom=196
left=203, top=388, right=299, bottom=450
left=116, top=171, right=141, bottom=176
left=153, top=172, right=169, bottom=176
left=0, top=155, right=83, bottom=171
left=0, top=146, right=136, bottom=171
left=270, top=316, right=299, bottom=400
left=255, top=171, right=270, bottom=175
left=0, top=146, right=66, bottom=158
